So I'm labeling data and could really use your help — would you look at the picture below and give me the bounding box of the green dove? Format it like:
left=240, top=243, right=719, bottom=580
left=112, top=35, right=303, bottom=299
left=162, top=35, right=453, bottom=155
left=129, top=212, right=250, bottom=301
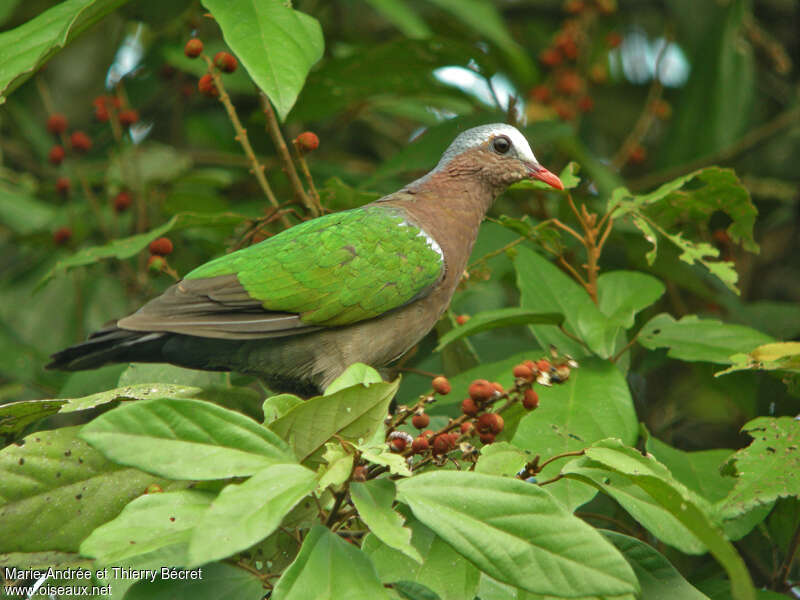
left=48, top=124, right=563, bottom=395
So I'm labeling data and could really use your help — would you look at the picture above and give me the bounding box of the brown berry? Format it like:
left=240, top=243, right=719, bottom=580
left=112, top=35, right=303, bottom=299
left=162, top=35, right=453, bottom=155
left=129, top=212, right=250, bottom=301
left=446, top=432, right=459, bottom=448
left=479, top=432, right=496, bottom=444
left=389, top=437, right=407, bottom=452
left=412, top=413, right=430, bottom=429
left=198, top=74, right=218, bottom=97
left=455, top=314, right=470, bottom=325
left=523, top=359, right=537, bottom=372
left=421, top=429, right=435, bottom=439
left=491, top=382, right=504, bottom=395
left=536, top=359, right=552, bottom=373
left=113, top=190, right=132, bottom=212
left=48, top=145, right=65, bottom=165
left=628, top=144, right=646, bottom=164
left=149, top=237, right=173, bottom=256
left=539, top=47, right=562, bottom=67
left=553, top=100, right=576, bottom=122
left=70, top=131, right=92, bottom=153
left=578, top=96, right=594, bottom=112
left=411, top=436, right=430, bottom=454
left=563, top=0, right=585, bottom=13
left=295, top=131, right=319, bottom=153
left=468, top=379, right=494, bottom=402
left=46, top=113, right=68, bottom=135
left=606, top=32, right=623, bottom=49
left=352, top=465, right=368, bottom=482
left=476, top=412, right=504, bottom=435
left=556, top=71, right=582, bottom=96
left=214, top=51, right=238, bottom=73
left=461, top=397, right=479, bottom=417
left=53, top=226, right=71, bottom=245
left=119, top=109, right=139, bottom=127
left=530, top=85, right=551, bottom=103
left=513, top=364, right=534, bottom=380
left=522, top=389, right=540, bottom=410
left=432, top=435, right=451, bottom=455
left=94, top=105, right=110, bottom=122
left=145, top=483, right=163, bottom=494
left=460, top=421, right=475, bottom=435
left=147, top=255, right=166, bottom=272
left=432, top=376, right=451, bottom=395
left=184, top=38, right=203, bottom=58
left=55, top=177, right=71, bottom=196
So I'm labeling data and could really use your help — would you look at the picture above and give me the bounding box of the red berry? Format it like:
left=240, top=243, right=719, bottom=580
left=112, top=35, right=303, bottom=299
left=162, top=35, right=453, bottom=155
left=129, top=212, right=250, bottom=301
left=536, top=359, right=553, bottom=373
left=432, top=376, right=451, bottom=395
left=556, top=71, right=582, bottom=96
left=461, top=397, right=479, bottom=417
left=295, top=131, right=319, bottom=153
left=606, top=32, right=623, bottom=49
left=48, top=145, right=65, bottom=165
left=479, top=432, right=495, bottom=444
left=53, top=226, right=71, bottom=245
left=119, top=109, right=139, bottom=127
left=513, top=364, right=534, bottom=380
left=46, top=113, right=68, bottom=135
left=523, top=359, right=537, bottom=372
left=455, top=314, right=470, bottom=325
left=432, top=435, right=451, bottom=455
left=563, top=0, right=584, bottom=13
left=539, top=47, right=563, bottom=67
left=491, top=382, right=504, bottom=395
left=70, top=131, right=92, bottom=153
left=628, top=145, right=646, bottom=164
left=55, top=177, right=70, bottom=196
left=113, top=190, right=132, bottom=213
left=421, top=429, right=435, bottom=439
left=553, top=100, right=576, bottom=122
left=412, top=413, right=430, bottom=429
left=198, top=74, right=218, bottom=97
left=530, top=85, right=551, bottom=103
left=352, top=465, right=368, bottom=481
left=578, top=96, right=594, bottom=112
left=184, top=38, right=203, bottom=58
left=446, top=432, right=459, bottom=448
left=476, top=413, right=504, bottom=435
left=147, top=255, right=166, bottom=272
left=561, top=39, right=579, bottom=60
left=214, top=51, right=238, bottom=73
left=411, top=436, right=430, bottom=454
left=389, top=437, right=407, bottom=452
left=468, top=379, right=494, bottom=402
left=522, top=389, right=540, bottom=410
left=94, top=105, right=109, bottom=122
left=460, top=421, right=475, bottom=435
left=149, top=237, right=173, bottom=256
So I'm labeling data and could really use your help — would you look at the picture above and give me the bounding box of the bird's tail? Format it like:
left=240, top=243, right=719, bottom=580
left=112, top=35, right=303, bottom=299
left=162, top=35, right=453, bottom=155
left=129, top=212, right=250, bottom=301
left=46, top=325, right=169, bottom=371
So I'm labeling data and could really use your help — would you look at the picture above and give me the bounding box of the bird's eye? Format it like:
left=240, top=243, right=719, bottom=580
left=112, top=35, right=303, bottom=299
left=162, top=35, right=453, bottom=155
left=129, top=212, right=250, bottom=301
left=492, top=135, right=512, bottom=154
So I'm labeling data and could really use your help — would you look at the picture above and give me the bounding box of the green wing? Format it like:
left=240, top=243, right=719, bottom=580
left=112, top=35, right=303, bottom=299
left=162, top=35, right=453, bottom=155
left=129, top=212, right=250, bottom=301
left=184, top=206, right=444, bottom=327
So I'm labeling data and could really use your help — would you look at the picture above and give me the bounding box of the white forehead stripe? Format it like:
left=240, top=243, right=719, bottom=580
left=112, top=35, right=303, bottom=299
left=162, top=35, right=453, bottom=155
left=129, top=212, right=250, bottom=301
left=434, top=123, right=537, bottom=170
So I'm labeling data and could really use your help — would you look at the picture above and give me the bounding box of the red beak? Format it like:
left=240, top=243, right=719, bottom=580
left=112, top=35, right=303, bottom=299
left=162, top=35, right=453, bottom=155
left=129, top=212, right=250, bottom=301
left=529, top=165, right=564, bottom=190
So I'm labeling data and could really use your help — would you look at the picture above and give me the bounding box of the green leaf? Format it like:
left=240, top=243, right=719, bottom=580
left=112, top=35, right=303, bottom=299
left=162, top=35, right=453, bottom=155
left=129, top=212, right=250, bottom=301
left=564, top=439, right=755, bottom=600
left=363, top=517, right=481, bottom=600
left=357, top=440, right=413, bottom=477
left=515, top=246, right=615, bottom=358
left=435, top=308, right=563, bottom=351
left=262, top=393, right=304, bottom=423
left=597, top=271, right=665, bottom=329
left=80, top=490, right=214, bottom=567
left=364, top=0, right=432, bottom=39
left=124, top=562, right=265, bottom=600
left=80, top=398, right=295, bottom=480
left=0, top=551, right=89, bottom=570
left=272, top=525, right=391, bottom=600
left=324, top=362, right=384, bottom=395
left=188, top=463, right=316, bottom=566
left=39, top=212, right=246, bottom=287
left=474, top=441, right=531, bottom=478
left=0, top=0, right=128, bottom=103
left=509, top=161, right=581, bottom=191
left=716, top=342, right=800, bottom=377
left=719, top=417, right=800, bottom=518
left=0, top=427, right=175, bottom=553
left=351, top=479, right=422, bottom=563
left=117, top=363, right=228, bottom=388
left=201, top=0, right=324, bottom=121
left=317, top=442, right=354, bottom=490
left=396, top=471, right=638, bottom=597
left=59, top=382, right=208, bottom=413
left=0, top=398, right=66, bottom=435
left=269, top=377, right=399, bottom=464
left=0, top=183, right=58, bottom=234
left=392, top=581, right=441, bottom=600
left=602, top=531, right=711, bottom=600
left=106, top=142, right=192, bottom=188
left=511, top=358, right=638, bottom=510
left=638, top=314, right=773, bottom=364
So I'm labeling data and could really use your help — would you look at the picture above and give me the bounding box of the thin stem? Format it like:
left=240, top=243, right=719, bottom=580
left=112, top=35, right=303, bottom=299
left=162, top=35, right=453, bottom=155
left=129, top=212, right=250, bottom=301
left=549, top=219, right=585, bottom=243
left=467, top=236, right=526, bottom=270
left=777, top=522, right=800, bottom=589
left=557, top=254, right=589, bottom=288
left=291, top=140, right=323, bottom=214
left=611, top=332, right=640, bottom=363
left=201, top=56, right=289, bottom=227
left=325, top=489, right=347, bottom=527
left=259, top=93, right=317, bottom=217
left=536, top=449, right=586, bottom=473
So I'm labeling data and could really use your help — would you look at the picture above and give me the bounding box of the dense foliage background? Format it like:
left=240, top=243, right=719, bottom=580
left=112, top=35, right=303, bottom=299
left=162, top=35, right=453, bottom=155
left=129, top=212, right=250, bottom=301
left=0, top=0, right=799, bottom=599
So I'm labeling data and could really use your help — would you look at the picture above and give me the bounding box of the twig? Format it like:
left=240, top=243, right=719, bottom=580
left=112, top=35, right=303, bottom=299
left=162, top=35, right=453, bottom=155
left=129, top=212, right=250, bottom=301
left=291, top=140, right=323, bottom=214
left=611, top=332, right=640, bottom=363
left=467, top=237, right=526, bottom=271
left=536, top=449, right=586, bottom=473
left=325, top=489, right=348, bottom=527
left=259, top=93, right=317, bottom=217
left=777, top=522, right=800, bottom=589
left=201, top=55, right=289, bottom=227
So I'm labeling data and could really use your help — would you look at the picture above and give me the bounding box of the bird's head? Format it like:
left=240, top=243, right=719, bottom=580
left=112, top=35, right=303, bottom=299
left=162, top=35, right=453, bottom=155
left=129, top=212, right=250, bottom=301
left=434, top=123, right=564, bottom=191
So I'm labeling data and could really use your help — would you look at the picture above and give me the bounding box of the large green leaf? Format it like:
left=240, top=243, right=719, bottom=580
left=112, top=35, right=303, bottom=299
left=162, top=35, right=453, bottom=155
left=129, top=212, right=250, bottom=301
left=80, top=398, right=295, bottom=480
left=563, top=439, right=755, bottom=600
left=511, top=358, right=638, bottom=510
left=201, top=0, right=324, bottom=121
left=637, top=313, right=773, bottom=364
left=124, top=562, right=265, bottom=600
left=0, top=398, right=66, bottom=435
left=0, top=427, right=174, bottom=553
left=80, top=490, right=214, bottom=567
left=435, top=307, right=563, bottom=351
left=351, top=479, right=422, bottom=564
left=719, top=417, right=800, bottom=518
left=269, top=376, right=399, bottom=463
left=188, top=463, right=316, bottom=566
left=396, top=471, right=638, bottom=597
left=515, top=246, right=615, bottom=358
left=0, top=0, right=128, bottom=103
left=716, top=342, right=800, bottom=377
left=597, top=271, right=665, bottom=329
left=271, top=525, right=391, bottom=600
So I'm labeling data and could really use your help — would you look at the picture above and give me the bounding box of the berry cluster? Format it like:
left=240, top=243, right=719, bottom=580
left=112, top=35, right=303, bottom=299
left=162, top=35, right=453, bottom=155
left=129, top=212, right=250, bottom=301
left=183, top=38, right=238, bottom=98
left=146, top=237, right=174, bottom=273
